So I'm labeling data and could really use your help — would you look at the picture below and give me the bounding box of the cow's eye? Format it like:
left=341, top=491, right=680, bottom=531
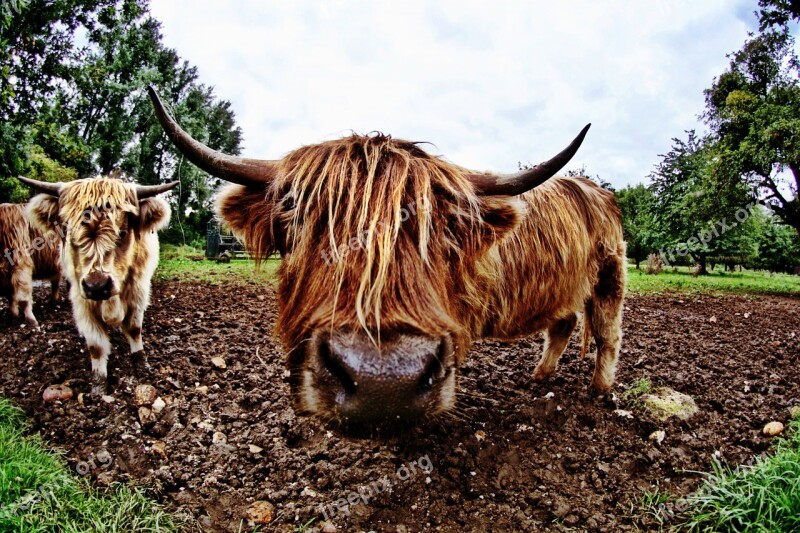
left=119, top=230, right=128, bottom=240
left=282, top=195, right=296, bottom=211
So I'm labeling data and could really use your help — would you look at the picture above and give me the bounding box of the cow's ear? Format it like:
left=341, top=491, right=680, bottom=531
left=216, top=184, right=277, bottom=256
left=26, top=194, right=60, bottom=233
left=477, top=196, right=525, bottom=244
left=134, top=197, right=171, bottom=233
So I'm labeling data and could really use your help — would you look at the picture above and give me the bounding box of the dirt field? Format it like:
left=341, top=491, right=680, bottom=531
left=1, top=281, right=798, bottom=532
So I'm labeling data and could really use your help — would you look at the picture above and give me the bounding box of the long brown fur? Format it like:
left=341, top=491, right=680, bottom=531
left=0, top=204, right=61, bottom=324
left=218, top=133, right=626, bottom=386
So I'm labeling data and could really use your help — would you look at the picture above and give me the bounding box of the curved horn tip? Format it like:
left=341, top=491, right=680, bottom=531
left=15, top=175, right=63, bottom=196
left=467, top=123, right=593, bottom=196
left=135, top=181, right=180, bottom=199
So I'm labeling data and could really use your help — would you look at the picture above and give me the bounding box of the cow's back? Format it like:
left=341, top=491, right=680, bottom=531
left=0, top=203, right=60, bottom=285
left=0, top=204, right=33, bottom=293
left=477, top=177, right=624, bottom=338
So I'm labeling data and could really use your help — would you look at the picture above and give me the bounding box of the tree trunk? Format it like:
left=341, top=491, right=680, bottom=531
left=696, top=254, right=709, bottom=276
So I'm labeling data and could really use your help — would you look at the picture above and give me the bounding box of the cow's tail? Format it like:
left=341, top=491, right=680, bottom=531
left=580, top=309, right=593, bottom=360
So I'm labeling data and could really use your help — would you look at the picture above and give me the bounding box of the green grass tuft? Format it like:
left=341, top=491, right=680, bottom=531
left=622, top=378, right=653, bottom=404
left=681, top=413, right=800, bottom=532
left=0, top=398, right=179, bottom=532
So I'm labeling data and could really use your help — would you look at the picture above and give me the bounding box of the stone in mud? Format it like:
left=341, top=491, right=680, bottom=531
left=642, top=388, right=698, bottom=421
left=43, top=384, right=73, bottom=403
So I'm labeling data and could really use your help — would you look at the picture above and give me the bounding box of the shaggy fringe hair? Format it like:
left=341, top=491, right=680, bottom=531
left=58, top=178, right=139, bottom=224
left=252, top=133, right=483, bottom=336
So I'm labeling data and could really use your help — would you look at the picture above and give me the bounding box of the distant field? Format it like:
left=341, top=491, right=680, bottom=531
left=626, top=265, right=800, bottom=295
left=155, top=245, right=280, bottom=284
left=156, top=246, right=800, bottom=295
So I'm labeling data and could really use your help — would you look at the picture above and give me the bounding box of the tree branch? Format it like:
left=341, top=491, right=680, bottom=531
left=790, top=163, right=800, bottom=197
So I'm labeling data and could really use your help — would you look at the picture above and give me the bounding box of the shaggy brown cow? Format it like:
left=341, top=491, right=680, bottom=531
left=0, top=203, right=61, bottom=327
left=16, top=177, right=177, bottom=393
left=149, top=87, right=626, bottom=423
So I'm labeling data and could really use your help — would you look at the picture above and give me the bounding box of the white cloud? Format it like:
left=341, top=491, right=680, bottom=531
left=149, top=0, right=758, bottom=188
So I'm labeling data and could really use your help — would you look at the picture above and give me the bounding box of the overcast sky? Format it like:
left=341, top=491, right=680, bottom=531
left=149, top=0, right=764, bottom=188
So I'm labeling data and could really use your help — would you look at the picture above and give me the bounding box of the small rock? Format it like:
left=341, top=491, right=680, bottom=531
left=249, top=444, right=263, bottom=454
left=790, top=406, right=800, bottom=418
left=151, top=397, right=166, bottom=413
left=43, top=384, right=73, bottom=403
left=642, top=387, right=698, bottom=421
left=614, top=409, right=634, bottom=418
left=649, top=430, right=666, bottom=445
left=138, top=406, right=157, bottom=425
left=212, top=432, right=227, bottom=445
left=708, top=316, right=717, bottom=323
left=321, top=522, right=337, bottom=533
left=77, top=393, right=85, bottom=407
left=173, top=318, right=183, bottom=324
left=96, top=472, right=114, bottom=486
left=245, top=500, right=275, bottom=524
left=151, top=440, right=168, bottom=459
left=301, top=486, right=317, bottom=497
left=133, top=384, right=157, bottom=407
left=101, top=394, right=115, bottom=403
left=544, top=392, right=555, bottom=399
left=210, top=357, right=226, bottom=369
left=475, top=430, right=486, bottom=442
left=195, top=385, right=209, bottom=394
left=763, top=421, right=784, bottom=436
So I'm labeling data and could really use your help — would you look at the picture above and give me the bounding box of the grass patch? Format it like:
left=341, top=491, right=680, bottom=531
left=627, top=265, right=800, bottom=296
left=681, top=413, right=800, bottom=532
left=622, top=378, right=653, bottom=405
left=156, top=244, right=279, bottom=284
left=154, top=247, right=800, bottom=295
left=0, top=398, right=179, bottom=531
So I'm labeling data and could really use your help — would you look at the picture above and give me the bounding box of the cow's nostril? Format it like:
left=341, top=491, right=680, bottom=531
left=417, top=346, right=445, bottom=395
left=319, top=340, right=357, bottom=396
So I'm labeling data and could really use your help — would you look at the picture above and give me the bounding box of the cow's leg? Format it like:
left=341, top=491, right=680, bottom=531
left=123, top=307, right=149, bottom=373
left=11, top=267, right=37, bottom=327
left=587, top=253, right=625, bottom=392
left=533, top=313, right=578, bottom=382
left=78, top=317, right=112, bottom=395
left=49, top=274, right=61, bottom=304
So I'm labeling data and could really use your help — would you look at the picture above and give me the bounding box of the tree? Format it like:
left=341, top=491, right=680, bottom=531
left=757, top=0, right=800, bottom=31
left=615, top=184, right=656, bottom=268
left=704, top=29, right=800, bottom=236
left=649, top=131, right=757, bottom=274
left=751, top=208, right=800, bottom=272
left=0, top=0, right=244, bottom=247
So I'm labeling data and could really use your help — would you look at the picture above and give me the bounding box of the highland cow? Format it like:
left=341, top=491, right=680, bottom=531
left=149, top=87, right=626, bottom=423
left=17, top=176, right=176, bottom=393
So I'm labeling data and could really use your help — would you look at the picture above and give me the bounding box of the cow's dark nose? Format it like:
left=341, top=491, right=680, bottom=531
left=311, top=332, right=454, bottom=422
left=82, top=273, right=113, bottom=301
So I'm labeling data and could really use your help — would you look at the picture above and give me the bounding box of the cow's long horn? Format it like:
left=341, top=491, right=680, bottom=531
left=16, top=176, right=63, bottom=196
left=147, top=86, right=277, bottom=188
left=468, top=124, right=591, bottom=196
left=136, top=181, right=180, bottom=199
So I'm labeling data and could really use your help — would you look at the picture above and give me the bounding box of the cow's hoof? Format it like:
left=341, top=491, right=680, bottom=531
left=532, top=367, right=555, bottom=382
left=90, top=375, right=107, bottom=396
left=131, top=351, right=151, bottom=374
left=589, top=380, right=613, bottom=395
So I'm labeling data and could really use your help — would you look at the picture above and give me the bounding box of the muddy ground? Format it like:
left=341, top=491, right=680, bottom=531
left=0, top=280, right=798, bottom=532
